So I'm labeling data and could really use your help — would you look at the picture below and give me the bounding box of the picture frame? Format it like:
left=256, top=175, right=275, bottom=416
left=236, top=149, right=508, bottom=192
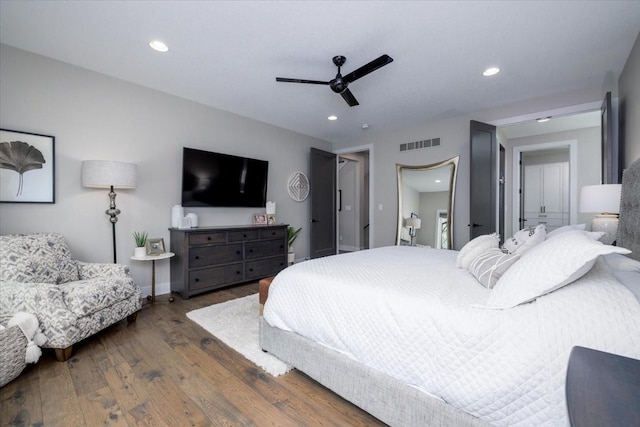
left=267, top=214, right=276, bottom=225
left=253, top=213, right=267, bottom=225
left=146, top=238, right=166, bottom=256
left=0, top=128, right=55, bottom=203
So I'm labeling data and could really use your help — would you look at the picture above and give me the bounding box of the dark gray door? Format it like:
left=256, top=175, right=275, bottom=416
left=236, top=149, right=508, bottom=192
left=310, top=148, right=337, bottom=258
left=469, top=120, right=496, bottom=239
left=601, top=91, right=621, bottom=184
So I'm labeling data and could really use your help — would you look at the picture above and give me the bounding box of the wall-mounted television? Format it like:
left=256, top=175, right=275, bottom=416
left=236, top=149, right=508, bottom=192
left=181, top=147, right=268, bottom=208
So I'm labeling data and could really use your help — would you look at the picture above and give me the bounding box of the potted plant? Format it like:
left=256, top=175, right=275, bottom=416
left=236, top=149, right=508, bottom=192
left=133, top=231, right=148, bottom=258
left=287, top=226, right=301, bottom=265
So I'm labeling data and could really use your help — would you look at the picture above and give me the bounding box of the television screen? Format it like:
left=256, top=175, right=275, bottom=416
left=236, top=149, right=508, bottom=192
left=181, top=147, right=268, bottom=207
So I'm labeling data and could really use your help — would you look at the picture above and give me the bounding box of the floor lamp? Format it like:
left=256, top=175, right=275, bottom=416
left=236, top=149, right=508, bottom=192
left=81, top=160, right=137, bottom=263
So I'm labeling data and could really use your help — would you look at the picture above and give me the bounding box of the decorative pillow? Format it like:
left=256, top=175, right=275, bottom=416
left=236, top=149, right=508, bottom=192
left=502, top=224, right=546, bottom=256
left=469, top=248, right=520, bottom=289
left=456, top=233, right=499, bottom=270
left=546, top=224, right=586, bottom=239
left=484, top=230, right=631, bottom=309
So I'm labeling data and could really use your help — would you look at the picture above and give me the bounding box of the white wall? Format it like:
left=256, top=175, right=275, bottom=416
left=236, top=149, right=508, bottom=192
left=619, top=32, right=640, bottom=168
left=0, top=44, right=331, bottom=296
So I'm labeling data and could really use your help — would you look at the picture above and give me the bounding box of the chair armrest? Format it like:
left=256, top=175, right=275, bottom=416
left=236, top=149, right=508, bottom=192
left=77, top=262, right=131, bottom=280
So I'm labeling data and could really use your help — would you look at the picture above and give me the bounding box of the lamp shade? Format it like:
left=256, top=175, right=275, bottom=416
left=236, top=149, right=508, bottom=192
left=81, top=160, right=137, bottom=189
left=578, top=184, right=621, bottom=214
left=406, top=217, right=422, bottom=229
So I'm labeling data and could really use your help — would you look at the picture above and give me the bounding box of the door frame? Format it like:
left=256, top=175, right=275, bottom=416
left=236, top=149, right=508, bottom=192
left=334, top=144, right=374, bottom=249
left=512, top=140, right=577, bottom=234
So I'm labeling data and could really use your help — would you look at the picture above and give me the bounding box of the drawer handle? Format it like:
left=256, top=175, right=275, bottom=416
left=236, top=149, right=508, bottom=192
left=271, top=231, right=276, bottom=235
left=236, top=271, right=241, bottom=275
left=243, top=234, right=247, bottom=238
left=195, top=256, right=200, bottom=260
left=539, top=221, right=547, bottom=224
left=249, top=249, right=253, bottom=253
left=249, top=268, right=254, bottom=272
left=236, top=250, right=241, bottom=255
left=207, top=236, right=211, bottom=240
left=195, top=278, right=199, bottom=282
left=280, top=245, right=284, bottom=249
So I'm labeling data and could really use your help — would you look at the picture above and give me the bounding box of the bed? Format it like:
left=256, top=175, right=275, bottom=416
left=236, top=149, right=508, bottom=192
left=260, top=158, right=640, bottom=427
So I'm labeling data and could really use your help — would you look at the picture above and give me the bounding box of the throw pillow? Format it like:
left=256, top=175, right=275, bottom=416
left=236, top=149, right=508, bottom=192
left=456, top=233, right=499, bottom=270
left=483, top=230, right=631, bottom=309
left=502, top=224, right=546, bottom=256
left=469, top=248, right=520, bottom=289
left=546, top=224, right=586, bottom=239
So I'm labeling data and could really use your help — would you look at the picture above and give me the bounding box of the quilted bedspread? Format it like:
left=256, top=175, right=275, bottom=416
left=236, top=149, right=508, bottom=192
left=263, top=246, right=640, bottom=426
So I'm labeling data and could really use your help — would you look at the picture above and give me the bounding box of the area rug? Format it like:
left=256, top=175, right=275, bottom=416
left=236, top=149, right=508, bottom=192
left=186, top=293, right=292, bottom=376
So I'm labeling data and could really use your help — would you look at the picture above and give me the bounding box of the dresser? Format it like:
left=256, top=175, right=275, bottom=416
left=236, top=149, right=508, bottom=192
left=169, top=225, right=288, bottom=299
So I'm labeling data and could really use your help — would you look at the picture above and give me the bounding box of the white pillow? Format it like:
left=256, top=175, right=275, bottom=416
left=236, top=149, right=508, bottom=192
left=483, top=230, right=631, bottom=309
left=546, top=224, right=586, bottom=239
left=456, top=233, right=499, bottom=269
left=502, top=224, right=546, bottom=255
left=469, top=248, right=520, bottom=289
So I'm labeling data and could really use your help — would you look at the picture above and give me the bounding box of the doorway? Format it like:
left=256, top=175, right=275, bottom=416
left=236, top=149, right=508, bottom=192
left=335, top=144, right=373, bottom=252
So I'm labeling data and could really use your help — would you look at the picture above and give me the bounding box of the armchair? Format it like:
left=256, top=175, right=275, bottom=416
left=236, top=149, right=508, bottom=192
left=0, top=232, right=141, bottom=361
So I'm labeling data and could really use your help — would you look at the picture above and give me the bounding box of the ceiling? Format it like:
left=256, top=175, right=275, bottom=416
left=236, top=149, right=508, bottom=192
left=1, top=1, right=638, bottom=144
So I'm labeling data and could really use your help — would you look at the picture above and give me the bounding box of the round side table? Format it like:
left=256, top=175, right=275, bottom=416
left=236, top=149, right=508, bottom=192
left=131, top=252, right=175, bottom=303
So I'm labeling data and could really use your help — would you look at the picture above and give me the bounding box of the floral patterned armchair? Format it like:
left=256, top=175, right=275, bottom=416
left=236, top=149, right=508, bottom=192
left=0, top=232, right=141, bottom=361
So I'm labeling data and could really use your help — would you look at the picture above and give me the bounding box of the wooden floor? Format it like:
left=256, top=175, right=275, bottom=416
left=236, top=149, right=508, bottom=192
left=0, top=282, right=385, bottom=426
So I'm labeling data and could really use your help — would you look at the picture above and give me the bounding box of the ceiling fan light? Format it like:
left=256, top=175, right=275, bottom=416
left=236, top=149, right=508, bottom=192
left=482, top=67, right=500, bottom=77
left=149, top=40, right=169, bottom=52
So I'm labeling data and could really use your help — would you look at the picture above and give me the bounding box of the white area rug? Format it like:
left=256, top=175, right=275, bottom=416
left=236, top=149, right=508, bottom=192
left=186, top=293, right=292, bottom=376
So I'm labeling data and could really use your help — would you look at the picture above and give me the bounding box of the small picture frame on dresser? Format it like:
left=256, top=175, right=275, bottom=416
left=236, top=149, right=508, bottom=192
left=146, top=238, right=165, bottom=256
left=267, top=214, right=276, bottom=225
left=253, top=213, right=267, bottom=225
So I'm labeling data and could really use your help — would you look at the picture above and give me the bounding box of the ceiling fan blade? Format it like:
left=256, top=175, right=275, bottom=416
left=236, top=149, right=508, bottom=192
left=343, top=54, right=393, bottom=83
left=340, top=88, right=359, bottom=107
left=276, top=77, right=329, bottom=85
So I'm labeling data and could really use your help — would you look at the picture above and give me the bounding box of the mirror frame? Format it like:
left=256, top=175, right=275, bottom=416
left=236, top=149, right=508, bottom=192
left=395, top=156, right=459, bottom=248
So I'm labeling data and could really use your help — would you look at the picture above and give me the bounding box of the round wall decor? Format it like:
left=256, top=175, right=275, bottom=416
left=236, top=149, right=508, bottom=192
left=287, top=171, right=310, bottom=202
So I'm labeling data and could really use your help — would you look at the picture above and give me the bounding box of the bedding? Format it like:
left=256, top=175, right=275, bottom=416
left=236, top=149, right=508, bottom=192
left=263, top=245, right=640, bottom=427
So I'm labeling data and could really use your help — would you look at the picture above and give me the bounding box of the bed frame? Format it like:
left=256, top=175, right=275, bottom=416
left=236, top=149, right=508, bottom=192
left=260, top=318, right=488, bottom=426
left=260, top=157, right=640, bottom=427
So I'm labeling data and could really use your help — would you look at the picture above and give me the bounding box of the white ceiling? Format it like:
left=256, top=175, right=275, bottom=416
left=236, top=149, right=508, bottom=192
left=1, top=1, right=638, bottom=144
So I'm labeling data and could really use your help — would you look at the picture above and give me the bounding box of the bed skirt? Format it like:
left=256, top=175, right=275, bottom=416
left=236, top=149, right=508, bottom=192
left=259, top=317, right=489, bottom=427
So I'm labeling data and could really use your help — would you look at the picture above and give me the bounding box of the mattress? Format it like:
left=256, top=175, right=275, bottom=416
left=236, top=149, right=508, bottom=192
left=263, top=246, right=640, bottom=426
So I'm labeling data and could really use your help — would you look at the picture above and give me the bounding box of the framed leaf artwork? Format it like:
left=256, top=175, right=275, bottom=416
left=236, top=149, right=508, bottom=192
left=0, top=128, right=55, bottom=203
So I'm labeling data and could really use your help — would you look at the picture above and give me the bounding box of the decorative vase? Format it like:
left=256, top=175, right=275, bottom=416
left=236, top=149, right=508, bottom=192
left=171, top=205, right=184, bottom=228
left=134, top=247, right=147, bottom=258
left=287, top=251, right=295, bottom=265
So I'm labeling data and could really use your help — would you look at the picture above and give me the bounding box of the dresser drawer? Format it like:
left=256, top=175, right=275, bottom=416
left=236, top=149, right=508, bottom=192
left=228, top=230, right=259, bottom=242
left=190, top=244, right=243, bottom=268
left=189, top=263, right=243, bottom=290
left=259, top=227, right=285, bottom=240
left=245, top=256, right=287, bottom=280
left=245, top=239, right=286, bottom=260
left=189, top=232, right=227, bottom=246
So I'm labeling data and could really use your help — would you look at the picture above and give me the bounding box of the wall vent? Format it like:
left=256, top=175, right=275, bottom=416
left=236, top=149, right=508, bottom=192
left=399, top=137, right=441, bottom=152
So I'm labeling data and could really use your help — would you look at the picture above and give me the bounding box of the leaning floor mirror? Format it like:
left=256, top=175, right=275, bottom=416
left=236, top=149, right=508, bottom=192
left=396, top=156, right=459, bottom=249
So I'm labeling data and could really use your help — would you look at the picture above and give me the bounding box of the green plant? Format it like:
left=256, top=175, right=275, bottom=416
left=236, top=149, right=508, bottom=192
left=287, top=226, right=302, bottom=249
left=133, top=231, right=148, bottom=247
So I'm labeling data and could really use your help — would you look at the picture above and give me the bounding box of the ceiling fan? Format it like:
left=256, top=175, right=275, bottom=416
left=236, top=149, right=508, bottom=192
left=276, top=54, right=393, bottom=107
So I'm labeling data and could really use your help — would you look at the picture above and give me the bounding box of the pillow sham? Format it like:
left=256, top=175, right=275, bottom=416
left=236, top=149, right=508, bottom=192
left=502, top=224, right=546, bottom=256
left=546, top=223, right=586, bottom=239
left=483, top=230, right=631, bottom=309
left=469, top=248, right=520, bottom=289
left=456, top=233, right=499, bottom=269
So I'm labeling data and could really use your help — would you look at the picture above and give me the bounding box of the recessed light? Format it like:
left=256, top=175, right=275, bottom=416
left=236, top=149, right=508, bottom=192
left=328, top=115, right=338, bottom=121
left=149, top=40, right=169, bottom=52
left=482, top=67, right=500, bottom=77
left=435, top=179, right=441, bottom=183
left=536, top=117, right=551, bottom=123
left=362, top=123, right=369, bottom=129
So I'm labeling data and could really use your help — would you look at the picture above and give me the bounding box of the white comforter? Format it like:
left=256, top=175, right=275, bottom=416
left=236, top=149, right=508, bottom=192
left=263, top=246, right=640, bottom=426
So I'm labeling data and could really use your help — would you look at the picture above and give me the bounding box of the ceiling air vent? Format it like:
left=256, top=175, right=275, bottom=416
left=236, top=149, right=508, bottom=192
left=399, top=137, right=441, bottom=152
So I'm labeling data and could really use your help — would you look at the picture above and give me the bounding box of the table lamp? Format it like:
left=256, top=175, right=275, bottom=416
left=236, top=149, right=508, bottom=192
left=578, top=184, right=622, bottom=245
left=406, top=216, right=422, bottom=246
